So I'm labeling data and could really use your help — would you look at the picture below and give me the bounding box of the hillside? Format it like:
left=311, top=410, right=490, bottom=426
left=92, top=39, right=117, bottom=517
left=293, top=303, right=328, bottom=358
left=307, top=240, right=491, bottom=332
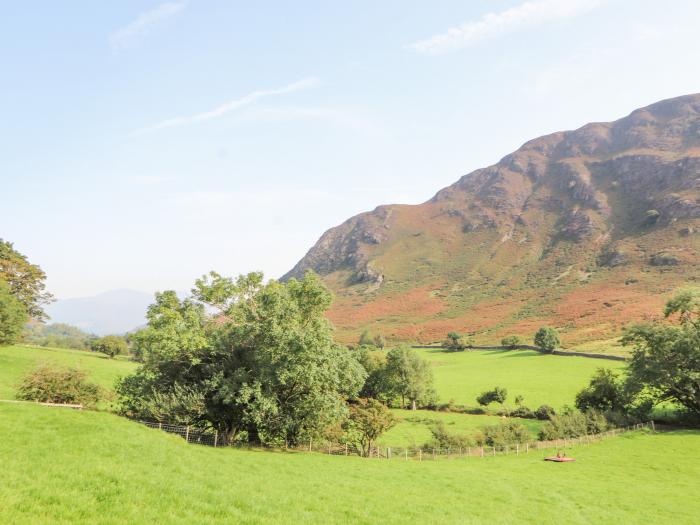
left=285, top=94, right=700, bottom=344
left=2, top=403, right=699, bottom=524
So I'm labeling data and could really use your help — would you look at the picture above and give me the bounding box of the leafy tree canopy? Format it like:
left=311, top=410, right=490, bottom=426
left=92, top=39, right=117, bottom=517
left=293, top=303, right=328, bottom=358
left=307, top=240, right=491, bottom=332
left=534, top=327, right=560, bottom=352
left=91, top=335, right=128, bottom=359
left=0, top=280, right=28, bottom=346
left=383, top=345, right=436, bottom=410
left=623, top=289, right=700, bottom=417
left=0, top=239, right=53, bottom=320
left=118, top=271, right=366, bottom=446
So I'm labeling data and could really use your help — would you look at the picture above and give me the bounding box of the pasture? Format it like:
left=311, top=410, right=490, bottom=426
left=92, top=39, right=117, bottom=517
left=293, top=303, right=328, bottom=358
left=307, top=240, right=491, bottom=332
left=417, top=348, right=626, bottom=409
left=2, top=403, right=699, bottom=524
left=0, top=345, right=137, bottom=403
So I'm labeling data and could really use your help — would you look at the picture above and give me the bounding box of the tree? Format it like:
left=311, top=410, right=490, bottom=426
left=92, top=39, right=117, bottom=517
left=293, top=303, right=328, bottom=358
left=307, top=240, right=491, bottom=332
left=534, top=327, right=560, bottom=352
left=383, top=345, right=436, bottom=410
left=117, top=271, right=366, bottom=446
left=342, top=398, right=396, bottom=456
left=0, top=239, right=53, bottom=320
left=622, top=289, right=700, bottom=417
left=90, top=335, right=128, bottom=359
left=501, top=335, right=523, bottom=349
left=16, top=364, right=102, bottom=407
left=22, top=322, right=94, bottom=351
left=514, top=394, right=524, bottom=407
left=442, top=332, right=465, bottom=352
left=373, top=334, right=386, bottom=349
left=575, top=368, right=627, bottom=413
left=476, top=386, right=508, bottom=408
left=0, top=281, right=28, bottom=346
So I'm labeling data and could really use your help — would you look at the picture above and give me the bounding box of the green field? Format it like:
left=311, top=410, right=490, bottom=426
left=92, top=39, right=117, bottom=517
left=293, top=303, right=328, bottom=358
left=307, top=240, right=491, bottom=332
left=0, top=345, right=137, bottom=405
left=382, top=409, right=543, bottom=447
left=2, top=402, right=699, bottom=524
left=418, top=348, right=625, bottom=409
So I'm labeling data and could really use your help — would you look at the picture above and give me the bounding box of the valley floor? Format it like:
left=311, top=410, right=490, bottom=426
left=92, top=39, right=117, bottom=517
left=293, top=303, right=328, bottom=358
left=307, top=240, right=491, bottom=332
left=2, top=403, right=699, bottom=525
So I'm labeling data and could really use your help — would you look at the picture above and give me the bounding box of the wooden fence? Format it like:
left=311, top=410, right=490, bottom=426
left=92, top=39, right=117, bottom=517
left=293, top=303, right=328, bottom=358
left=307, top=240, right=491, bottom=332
left=137, top=420, right=655, bottom=459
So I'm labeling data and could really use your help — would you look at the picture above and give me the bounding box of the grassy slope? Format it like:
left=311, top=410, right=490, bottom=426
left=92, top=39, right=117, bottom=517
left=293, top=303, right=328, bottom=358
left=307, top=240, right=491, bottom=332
left=382, top=409, right=543, bottom=447
left=0, top=345, right=137, bottom=401
left=2, top=403, right=699, bottom=524
left=419, top=348, right=625, bottom=409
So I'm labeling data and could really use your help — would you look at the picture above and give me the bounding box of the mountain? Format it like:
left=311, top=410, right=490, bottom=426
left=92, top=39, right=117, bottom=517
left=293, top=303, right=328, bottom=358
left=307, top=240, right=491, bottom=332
left=46, top=289, right=154, bottom=335
left=285, top=94, right=700, bottom=345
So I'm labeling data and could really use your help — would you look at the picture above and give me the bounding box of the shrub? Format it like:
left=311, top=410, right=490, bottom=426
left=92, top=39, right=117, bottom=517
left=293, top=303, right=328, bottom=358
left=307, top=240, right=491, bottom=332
left=538, top=409, right=608, bottom=440
left=575, top=368, right=627, bottom=413
left=476, top=387, right=507, bottom=407
left=342, top=398, right=396, bottom=456
left=510, top=405, right=535, bottom=419
left=534, top=404, right=556, bottom=420
left=482, top=420, right=530, bottom=447
left=427, top=420, right=475, bottom=449
left=442, top=332, right=466, bottom=352
left=534, top=327, right=560, bottom=352
left=501, top=335, right=523, bottom=349
left=16, top=364, right=102, bottom=407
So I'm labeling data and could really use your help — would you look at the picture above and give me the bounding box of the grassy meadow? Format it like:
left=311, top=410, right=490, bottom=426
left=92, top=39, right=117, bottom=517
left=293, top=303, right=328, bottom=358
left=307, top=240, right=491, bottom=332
left=0, top=345, right=137, bottom=404
left=417, top=348, right=625, bottom=409
left=2, top=402, right=699, bottom=524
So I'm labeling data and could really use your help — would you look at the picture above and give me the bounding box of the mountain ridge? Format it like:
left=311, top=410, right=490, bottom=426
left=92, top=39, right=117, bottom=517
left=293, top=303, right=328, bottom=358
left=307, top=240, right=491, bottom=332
left=285, top=94, right=700, bottom=344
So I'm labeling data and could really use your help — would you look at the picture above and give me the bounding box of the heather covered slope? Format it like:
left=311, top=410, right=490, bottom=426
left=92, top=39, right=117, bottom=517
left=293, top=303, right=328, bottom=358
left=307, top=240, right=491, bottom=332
left=285, top=94, right=700, bottom=344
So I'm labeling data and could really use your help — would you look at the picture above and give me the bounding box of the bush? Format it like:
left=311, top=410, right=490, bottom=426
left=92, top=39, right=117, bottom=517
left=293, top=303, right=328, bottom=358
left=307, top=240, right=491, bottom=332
left=442, top=332, right=466, bottom=352
left=501, top=335, right=523, bottom=349
left=575, top=368, right=627, bottom=413
left=534, top=327, right=560, bottom=352
left=534, top=404, right=556, bottom=420
left=510, top=405, right=535, bottom=419
left=476, top=387, right=507, bottom=407
left=482, top=420, right=530, bottom=447
left=538, top=409, right=608, bottom=440
left=16, top=364, right=102, bottom=407
left=427, top=420, right=475, bottom=449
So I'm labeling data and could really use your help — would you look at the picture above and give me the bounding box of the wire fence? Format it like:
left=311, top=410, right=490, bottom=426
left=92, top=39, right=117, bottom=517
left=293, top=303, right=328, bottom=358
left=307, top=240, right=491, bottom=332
left=137, top=419, right=655, bottom=460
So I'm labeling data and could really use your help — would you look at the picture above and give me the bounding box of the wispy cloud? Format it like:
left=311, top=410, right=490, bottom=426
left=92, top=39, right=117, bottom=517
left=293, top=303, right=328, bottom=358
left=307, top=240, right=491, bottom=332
left=133, top=77, right=320, bottom=135
left=110, top=1, right=187, bottom=51
left=409, top=0, right=606, bottom=55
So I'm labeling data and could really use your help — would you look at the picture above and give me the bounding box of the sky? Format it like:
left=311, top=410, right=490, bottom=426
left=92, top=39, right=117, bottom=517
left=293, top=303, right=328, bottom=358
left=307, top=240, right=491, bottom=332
left=3, top=0, right=700, bottom=299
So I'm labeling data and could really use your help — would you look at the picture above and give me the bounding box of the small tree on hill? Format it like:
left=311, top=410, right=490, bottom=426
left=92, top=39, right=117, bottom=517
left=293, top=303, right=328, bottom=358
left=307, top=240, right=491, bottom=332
left=91, top=335, right=128, bottom=359
left=373, top=334, right=386, bottom=349
left=343, top=398, right=396, bottom=456
left=442, top=332, right=465, bottom=352
left=477, top=386, right=508, bottom=409
left=534, top=327, right=560, bottom=352
left=384, top=345, right=436, bottom=410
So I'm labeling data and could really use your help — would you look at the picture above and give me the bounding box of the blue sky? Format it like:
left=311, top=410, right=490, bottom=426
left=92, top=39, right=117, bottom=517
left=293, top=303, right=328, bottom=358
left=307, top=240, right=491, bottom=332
left=3, top=0, right=700, bottom=298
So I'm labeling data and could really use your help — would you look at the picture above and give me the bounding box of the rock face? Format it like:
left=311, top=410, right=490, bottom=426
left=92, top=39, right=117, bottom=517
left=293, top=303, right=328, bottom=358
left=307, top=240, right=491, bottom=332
left=284, top=94, right=700, bottom=343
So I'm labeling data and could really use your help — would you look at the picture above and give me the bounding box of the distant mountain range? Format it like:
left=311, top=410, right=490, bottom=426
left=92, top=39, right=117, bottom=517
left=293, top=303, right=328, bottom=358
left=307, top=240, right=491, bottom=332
left=46, top=289, right=154, bottom=335
left=285, top=94, right=700, bottom=345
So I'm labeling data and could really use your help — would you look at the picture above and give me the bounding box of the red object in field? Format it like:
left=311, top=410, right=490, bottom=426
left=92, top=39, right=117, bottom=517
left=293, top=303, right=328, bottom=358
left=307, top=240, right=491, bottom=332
left=544, top=456, right=576, bottom=462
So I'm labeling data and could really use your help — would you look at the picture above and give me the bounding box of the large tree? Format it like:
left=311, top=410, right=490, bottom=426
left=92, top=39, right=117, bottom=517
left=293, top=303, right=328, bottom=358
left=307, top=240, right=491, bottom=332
left=0, top=281, right=28, bottom=345
left=383, top=345, right=436, bottom=410
left=0, top=239, right=53, bottom=320
left=623, top=289, right=700, bottom=416
left=118, top=271, right=366, bottom=446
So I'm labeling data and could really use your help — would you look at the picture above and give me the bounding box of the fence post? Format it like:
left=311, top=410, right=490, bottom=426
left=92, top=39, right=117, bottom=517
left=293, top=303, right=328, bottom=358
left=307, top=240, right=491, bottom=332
left=405, top=448, right=408, bottom=461
left=328, top=443, right=331, bottom=455
left=516, top=444, right=519, bottom=456
left=214, top=430, right=218, bottom=448
left=345, top=443, right=348, bottom=456
left=492, top=446, right=496, bottom=457
left=651, top=420, right=655, bottom=432
left=419, top=449, right=422, bottom=462
left=158, top=422, right=162, bottom=430
left=526, top=443, right=529, bottom=454
left=185, top=426, right=190, bottom=443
